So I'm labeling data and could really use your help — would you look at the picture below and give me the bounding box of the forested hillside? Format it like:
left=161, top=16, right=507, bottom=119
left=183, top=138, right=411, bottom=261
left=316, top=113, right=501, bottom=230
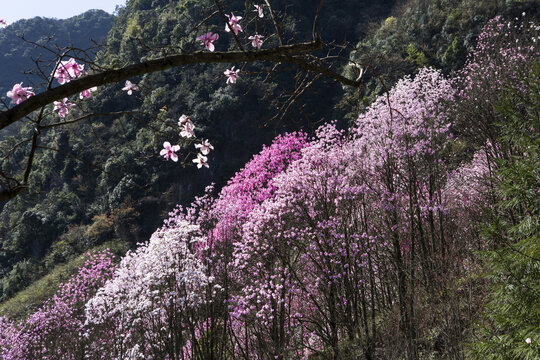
left=0, top=0, right=538, bottom=359
left=0, top=0, right=397, bottom=306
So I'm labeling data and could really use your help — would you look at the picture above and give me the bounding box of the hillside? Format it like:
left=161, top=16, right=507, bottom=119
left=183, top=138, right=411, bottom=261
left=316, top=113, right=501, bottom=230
left=0, top=0, right=538, bottom=358
left=0, top=0, right=397, bottom=304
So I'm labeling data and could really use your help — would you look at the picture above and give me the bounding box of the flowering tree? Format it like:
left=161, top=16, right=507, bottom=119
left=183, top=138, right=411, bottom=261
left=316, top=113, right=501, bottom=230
left=0, top=250, right=115, bottom=360
left=85, top=221, right=218, bottom=360
left=453, top=13, right=539, bottom=149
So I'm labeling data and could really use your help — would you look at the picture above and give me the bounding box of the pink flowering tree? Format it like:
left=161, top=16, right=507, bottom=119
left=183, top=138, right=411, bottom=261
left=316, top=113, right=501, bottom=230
left=453, top=14, right=539, bottom=149
left=224, top=67, right=475, bottom=359
left=0, top=250, right=115, bottom=360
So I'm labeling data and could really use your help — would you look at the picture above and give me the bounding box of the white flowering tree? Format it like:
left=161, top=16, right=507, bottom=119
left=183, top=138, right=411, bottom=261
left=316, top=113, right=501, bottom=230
left=85, top=220, right=219, bottom=360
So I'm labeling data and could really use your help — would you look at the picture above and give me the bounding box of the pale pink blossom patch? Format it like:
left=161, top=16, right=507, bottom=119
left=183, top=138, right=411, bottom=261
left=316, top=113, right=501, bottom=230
left=178, top=114, right=192, bottom=127
left=6, top=83, right=35, bottom=104
left=180, top=119, right=195, bottom=138
left=53, top=98, right=75, bottom=118
left=122, top=80, right=139, bottom=95
left=160, top=141, right=180, bottom=162
left=225, top=13, right=243, bottom=35
left=253, top=5, right=264, bottom=18
left=193, top=153, right=209, bottom=168
left=248, top=34, right=264, bottom=49
left=224, top=66, right=240, bottom=84
left=195, top=139, right=214, bottom=155
left=196, top=32, right=219, bottom=52
left=79, top=87, right=97, bottom=99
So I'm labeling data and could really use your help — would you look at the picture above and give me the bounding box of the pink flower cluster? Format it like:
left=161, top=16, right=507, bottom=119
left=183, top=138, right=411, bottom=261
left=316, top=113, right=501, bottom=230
left=193, top=8, right=265, bottom=84
left=0, top=250, right=115, bottom=360
left=53, top=58, right=85, bottom=85
left=6, top=57, right=96, bottom=117
left=160, top=114, right=214, bottom=169
left=53, top=98, right=75, bottom=118
left=6, top=83, right=35, bottom=104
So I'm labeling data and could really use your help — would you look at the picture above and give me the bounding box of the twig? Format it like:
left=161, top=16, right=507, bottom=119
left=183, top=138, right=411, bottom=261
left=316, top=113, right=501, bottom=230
left=264, top=0, right=285, bottom=46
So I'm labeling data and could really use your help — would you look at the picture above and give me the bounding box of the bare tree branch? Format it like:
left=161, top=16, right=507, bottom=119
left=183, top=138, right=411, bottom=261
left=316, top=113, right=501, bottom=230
left=0, top=40, right=327, bottom=132
left=312, top=0, right=326, bottom=40
left=0, top=185, right=26, bottom=202
left=263, top=0, right=285, bottom=46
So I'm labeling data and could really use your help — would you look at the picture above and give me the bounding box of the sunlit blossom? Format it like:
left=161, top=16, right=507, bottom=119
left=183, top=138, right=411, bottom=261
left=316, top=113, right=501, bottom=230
left=225, top=13, right=243, bottom=35
left=178, top=114, right=191, bottom=126
left=122, top=80, right=139, bottom=95
left=253, top=5, right=264, bottom=18
left=192, top=153, right=209, bottom=168
left=196, top=32, right=219, bottom=51
left=195, top=139, right=214, bottom=155
left=248, top=33, right=264, bottom=49
left=53, top=98, right=75, bottom=118
left=224, top=66, right=240, bottom=84
left=79, top=86, right=97, bottom=99
left=180, top=120, right=195, bottom=138
left=160, top=141, right=180, bottom=162
left=6, top=83, right=35, bottom=104
left=53, top=58, right=85, bottom=85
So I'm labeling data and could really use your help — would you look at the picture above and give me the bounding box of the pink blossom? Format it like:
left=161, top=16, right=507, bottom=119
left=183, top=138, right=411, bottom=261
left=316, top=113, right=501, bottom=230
left=65, top=58, right=85, bottom=77
left=248, top=33, right=264, bottom=49
left=225, top=13, right=243, bottom=35
left=0, top=19, right=7, bottom=27
left=253, top=5, right=264, bottom=18
left=195, top=139, right=214, bottom=155
left=160, top=141, right=180, bottom=162
left=53, top=98, right=75, bottom=118
left=224, top=66, right=240, bottom=84
left=180, top=119, right=195, bottom=138
left=6, top=83, right=35, bottom=104
left=178, top=114, right=191, bottom=126
left=79, top=86, right=97, bottom=99
left=192, top=153, right=209, bottom=168
left=53, top=58, right=85, bottom=84
left=196, top=32, right=219, bottom=52
left=0, top=250, right=115, bottom=360
left=122, top=80, right=139, bottom=95
left=54, top=65, right=71, bottom=85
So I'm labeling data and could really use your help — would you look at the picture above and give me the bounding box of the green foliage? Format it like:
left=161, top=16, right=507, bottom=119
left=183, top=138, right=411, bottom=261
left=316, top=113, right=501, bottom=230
left=344, top=0, right=539, bottom=113
left=406, top=43, right=429, bottom=68
left=467, top=64, right=540, bottom=359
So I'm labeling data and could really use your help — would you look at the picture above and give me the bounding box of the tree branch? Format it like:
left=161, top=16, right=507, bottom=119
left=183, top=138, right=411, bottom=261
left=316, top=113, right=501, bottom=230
left=0, top=41, right=324, bottom=131
left=0, top=185, right=27, bottom=202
